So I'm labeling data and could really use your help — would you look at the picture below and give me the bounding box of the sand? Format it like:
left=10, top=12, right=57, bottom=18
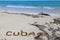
left=0, top=12, right=59, bottom=40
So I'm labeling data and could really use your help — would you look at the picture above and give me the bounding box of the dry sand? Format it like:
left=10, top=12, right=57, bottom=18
left=0, top=12, right=59, bottom=40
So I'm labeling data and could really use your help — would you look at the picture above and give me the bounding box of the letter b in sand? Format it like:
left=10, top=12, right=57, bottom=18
left=21, top=31, right=27, bottom=36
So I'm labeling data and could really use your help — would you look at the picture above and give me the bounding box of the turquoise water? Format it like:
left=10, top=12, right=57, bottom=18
left=0, top=1, right=60, bottom=14
left=0, top=1, right=60, bottom=7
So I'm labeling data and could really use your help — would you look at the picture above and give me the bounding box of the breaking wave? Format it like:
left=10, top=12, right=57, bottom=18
left=5, top=5, right=39, bottom=8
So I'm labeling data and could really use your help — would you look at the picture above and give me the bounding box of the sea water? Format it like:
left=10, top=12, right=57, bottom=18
left=0, top=1, right=60, bottom=14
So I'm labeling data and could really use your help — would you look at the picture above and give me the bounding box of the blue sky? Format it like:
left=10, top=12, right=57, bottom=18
left=0, top=0, right=60, bottom=1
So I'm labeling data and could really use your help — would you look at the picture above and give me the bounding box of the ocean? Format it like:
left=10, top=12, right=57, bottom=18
left=0, top=1, right=60, bottom=7
left=0, top=1, right=60, bottom=14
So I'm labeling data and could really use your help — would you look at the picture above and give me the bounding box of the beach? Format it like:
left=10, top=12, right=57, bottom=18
left=0, top=10, right=52, bottom=40
left=0, top=6, right=60, bottom=40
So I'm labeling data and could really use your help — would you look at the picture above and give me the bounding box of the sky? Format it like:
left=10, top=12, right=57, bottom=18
left=0, top=0, right=60, bottom=1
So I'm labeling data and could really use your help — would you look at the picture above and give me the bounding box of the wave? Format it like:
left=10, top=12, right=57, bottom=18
left=5, top=5, right=55, bottom=9
left=0, top=5, right=60, bottom=14
left=43, top=7, right=55, bottom=9
left=5, top=5, right=39, bottom=8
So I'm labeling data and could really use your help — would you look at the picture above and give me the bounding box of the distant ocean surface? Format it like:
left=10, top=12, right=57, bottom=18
left=0, top=1, right=60, bottom=7
left=0, top=1, right=60, bottom=14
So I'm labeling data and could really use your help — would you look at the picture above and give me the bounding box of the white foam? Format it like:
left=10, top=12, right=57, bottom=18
left=43, top=7, right=55, bottom=9
left=6, top=5, right=39, bottom=8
